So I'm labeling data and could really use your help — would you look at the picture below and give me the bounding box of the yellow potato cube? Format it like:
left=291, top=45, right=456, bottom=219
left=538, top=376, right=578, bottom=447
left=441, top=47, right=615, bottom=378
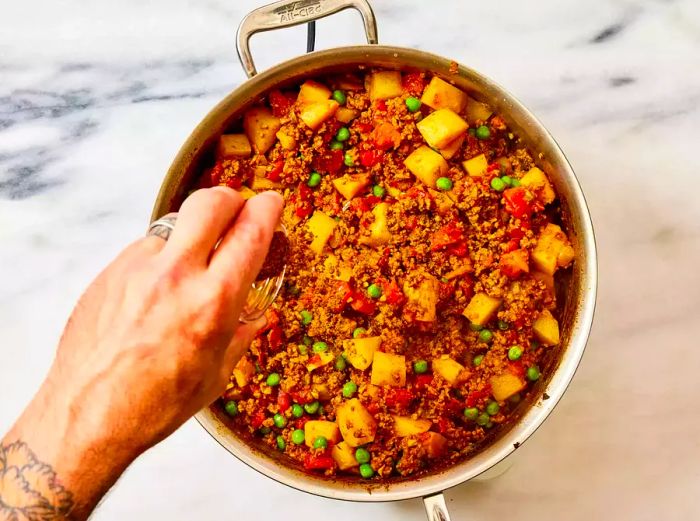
left=343, top=336, right=381, bottom=370
left=332, top=174, right=370, bottom=200
left=392, top=416, right=432, bottom=437
left=421, top=76, right=468, bottom=113
left=307, top=211, right=338, bottom=255
left=299, top=100, right=340, bottom=130
left=532, top=270, right=555, bottom=295
left=533, top=309, right=560, bottom=346
left=235, top=186, right=256, bottom=200
left=428, top=189, right=455, bottom=215
left=403, top=274, right=439, bottom=322
left=306, top=351, right=334, bottom=372
left=438, top=134, right=465, bottom=160
left=275, top=129, right=297, bottom=150
left=464, top=96, right=493, bottom=124
left=360, top=202, right=392, bottom=247
left=243, top=106, right=281, bottom=155
left=331, top=441, right=359, bottom=470
left=336, top=398, right=377, bottom=447
left=304, top=420, right=341, bottom=447
left=443, top=263, right=472, bottom=280
left=433, top=356, right=469, bottom=387
left=404, top=145, right=449, bottom=188
left=419, top=431, right=448, bottom=458
left=312, top=383, right=332, bottom=401
left=250, top=176, right=280, bottom=190
left=336, top=107, right=359, bottom=123
left=217, top=134, right=251, bottom=159
left=367, top=70, right=403, bottom=101
left=416, top=108, right=468, bottom=149
left=232, top=356, right=255, bottom=387
left=298, top=80, right=332, bottom=105
left=462, top=153, right=488, bottom=176
left=490, top=373, right=526, bottom=401
left=532, top=223, right=575, bottom=275
left=521, top=167, right=555, bottom=205
left=462, top=292, right=502, bottom=326
left=371, top=352, right=406, bottom=387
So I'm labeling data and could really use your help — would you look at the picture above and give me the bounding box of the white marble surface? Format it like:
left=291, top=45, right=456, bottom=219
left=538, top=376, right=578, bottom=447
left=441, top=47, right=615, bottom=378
left=2, top=0, right=700, bottom=519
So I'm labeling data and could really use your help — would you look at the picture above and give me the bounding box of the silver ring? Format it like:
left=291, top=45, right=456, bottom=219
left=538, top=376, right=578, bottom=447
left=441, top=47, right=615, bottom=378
left=148, top=212, right=178, bottom=241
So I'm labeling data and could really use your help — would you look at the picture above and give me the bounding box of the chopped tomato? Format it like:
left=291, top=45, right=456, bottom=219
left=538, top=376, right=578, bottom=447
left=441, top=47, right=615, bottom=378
left=503, top=187, right=533, bottom=219
left=349, top=291, right=376, bottom=315
left=366, top=401, right=381, bottom=415
left=386, top=388, right=414, bottom=409
left=402, top=72, right=426, bottom=96
left=500, top=249, right=529, bottom=278
left=351, top=195, right=381, bottom=213
left=250, top=410, right=266, bottom=429
left=430, top=223, right=463, bottom=251
left=438, top=281, right=456, bottom=301
left=374, top=99, right=387, bottom=112
left=446, top=242, right=469, bottom=257
left=509, top=361, right=526, bottom=378
left=371, top=122, right=401, bottom=151
left=224, top=176, right=242, bottom=190
left=303, top=454, right=336, bottom=471
left=381, top=280, right=406, bottom=306
left=277, top=391, right=292, bottom=413
left=436, top=417, right=453, bottom=434
left=446, top=398, right=464, bottom=417
left=359, top=149, right=382, bottom=167
left=268, top=89, right=295, bottom=118
left=331, top=281, right=353, bottom=312
left=295, top=182, right=314, bottom=218
left=290, top=390, right=313, bottom=405
left=267, top=325, right=283, bottom=351
left=209, top=163, right=224, bottom=186
left=312, top=149, right=344, bottom=174
left=353, top=121, right=373, bottom=134
left=267, top=160, right=284, bottom=182
left=466, top=385, right=492, bottom=407
left=415, top=374, right=434, bottom=388
left=405, top=215, right=418, bottom=231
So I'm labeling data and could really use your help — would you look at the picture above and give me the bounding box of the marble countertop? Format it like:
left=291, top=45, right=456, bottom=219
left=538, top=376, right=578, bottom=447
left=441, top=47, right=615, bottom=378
left=2, top=0, right=699, bottom=519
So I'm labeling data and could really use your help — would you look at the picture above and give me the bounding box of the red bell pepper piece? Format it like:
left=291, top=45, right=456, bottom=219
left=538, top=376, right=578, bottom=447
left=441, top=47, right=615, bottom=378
left=385, top=388, right=414, bottom=409
left=349, top=291, right=376, bottom=315
left=381, top=280, right=406, bottom=306
left=250, top=410, right=266, bottom=429
left=331, top=281, right=354, bottom=313
left=312, top=149, right=343, bottom=174
left=374, top=99, right=387, bottom=111
left=290, top=390, right=313, bottom=405
left=277, top=391, right=292, bottom=413
left=402, top=72, right=426, bottom=96
left=430, top=223, right=463, bottom=251
left=503, top=187, right=533, bottom=219
left=415, top=374, right=434, bottom=388
left=303, top=454, right=336, bottom=471
left=267, top=160, right=284, bottom=182
left=266, top=325, right=283, bottom=352
left=268, top=89, right=295, bottom=118
left=359, top=149, right=382, bottom=167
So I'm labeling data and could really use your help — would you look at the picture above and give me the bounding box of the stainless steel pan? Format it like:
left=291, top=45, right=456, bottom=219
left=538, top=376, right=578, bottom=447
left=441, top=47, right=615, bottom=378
left=150, top=1, right=597, bottom=518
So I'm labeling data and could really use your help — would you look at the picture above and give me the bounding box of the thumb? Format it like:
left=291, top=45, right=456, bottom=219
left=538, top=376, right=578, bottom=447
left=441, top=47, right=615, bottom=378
left=222, top=316, right=267, bottom=372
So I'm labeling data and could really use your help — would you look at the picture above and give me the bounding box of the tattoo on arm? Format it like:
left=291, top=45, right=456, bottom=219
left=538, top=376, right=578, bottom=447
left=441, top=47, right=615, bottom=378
left=0, top=441, right=74, bottom=520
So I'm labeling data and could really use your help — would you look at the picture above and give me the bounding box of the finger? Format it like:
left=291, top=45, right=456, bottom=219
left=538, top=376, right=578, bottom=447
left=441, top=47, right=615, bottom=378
left=209, top=191, right=283, bottom=300
left=221, top=316, right=267, bottom=374
left=163, top=187, right=245, bottom=264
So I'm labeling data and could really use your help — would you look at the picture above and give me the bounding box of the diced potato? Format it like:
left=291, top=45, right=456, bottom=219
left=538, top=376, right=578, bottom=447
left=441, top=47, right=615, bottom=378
left=343, top=336, right=381, bottom=370
left=336, top=398, right=377, bottom=447
left=464, top=96, right=493, bottom=124
left=217, top=134, right=252, bottom=159
left=243, top=107, right=281, bottom=155
left=392, top=416, right=432, bottom=437
left=533, top=309, right=560, bottom=346
left=421, top=77, right=468, bottom=113
left=253, top=165, right=267, bottom=178
left=360, top=202, right=392, bottom=247
left=307, top=211, right=338, bottom=255
left=404, top=146, right=449, bottom=188
left=419, top=431, right=448, bottom=458
left=299, top=100, right=340, bottom=130
left=331, top=441, right=359, bottom=470
left=462, top=153, right=489, bottom=177
left=371, top=352, right=406, bottom=387
left=532, top=270, right=555, bottom=295
left=438, top=134, right=465, bottom=160
left=490, top=373, right=526, bottom=401
left=500, top=249, right=530, bottom=276
left=416, top=109, right=468, bottom=149
left=306, top=351, right=334, bottom=372
left=232, top=356, right=255, bottom=387
left=403, top=274, right=439, bottom=322
left=332, top=174, right=370, bottom=200
left=367, top=70, right=403, bottom=101
left=462, top=292, right=502, bottom=326
left=428, top=189, right=455, bottom=215
left=532, top=223, right=575, bottom=276
left=304, top=420, right=341, bottom=447
left=443, top=263, right=472, bottom=280
left=386, top=185, right=403, bottom=199
left=433, top=356, right=468, bottom=387
left=336, top=107, right=359, bottom=123
left=250, top=176, right=280, bottom=190
left=323, top=255, right=352, bottom=282
left=298, top=80, right=331, bottom=105
left=235, top=186, right=256, bottom=200
left=276, top=129, right=297, bottom=150
left=521, top=167, right=555, bottom=205
left=313, top=383, right=332, bottom=401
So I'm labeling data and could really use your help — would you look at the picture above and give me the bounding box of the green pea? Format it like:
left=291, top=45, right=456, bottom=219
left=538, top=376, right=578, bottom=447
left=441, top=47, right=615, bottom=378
left=413, top=360, right=429, bottom=374
left=372, top=185, right=386, bottom=198
left=292, top=429, right=306, bottom=445
left=276, top=435, right=286, bottom=451
left=266, top=373, right=281, bottom=387
left=367, top=283, right=382, bottom=299
left=330, top=140, right=344, bottom=150
left=508, top=345, right=523, bottom=361
left=478, top=329, right=493, bottom=343
left=476, top=413, right=490, bottom=426
left=486, top=401, right=500, bottom=416
left=501, top=175, right=513, bottom=186
left=436, top=177, right=453, bottom=191
left=476, top=125, right=491, bottom=140
left=491, top=177, right=506, bottom=192
left=355, top=447, right=371, bottom=464
left=302, top=335, right=313, bottom=346
left=336, top=127, right=350, bottom=142
left=359, top=463, right=375, bottom=479
left=344, top=152, right=354, bottom=167
left=472, top=354, right=484, bottom=367
left=304, top=401, right=320, bottom=414
left=469, top=322, right=484, bottom=332
left=497, top=320, right=509, bottom=331
left=352, top=327, right=367, bottom=339
left=313, top=436, right=328, bottom=449
left=511, top=178, right=521, bottom=187
left=300, top=310, right=313, bottom=326
left=224, top=400, right=238, bottom=417
left=312, top=341, right=328, bottom=353
left=405, top=97, right=422, bottom=112
left=291, top=404, right=304, bottom=418
left=273, top=413, right=287, bottom=428
left=342, top=381, right=358, bottom=398
left=527, top=365, right=541, bottom=381
left=464, top=407, right=479, bottom=420
left=307, top=172, right=322, bottom=188
left=298, top=344, right=308, bottom=355
left=259, top=426, right=271, bottom=435
left=335, top=355, right=347, bottom=371
left=332, top=89, right=347, bottom=105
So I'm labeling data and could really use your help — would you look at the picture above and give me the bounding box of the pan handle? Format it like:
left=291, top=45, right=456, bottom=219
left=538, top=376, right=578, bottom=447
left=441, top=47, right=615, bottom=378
left=423, top=492, right=453, bottom=521
left=236, top=0, right=378, bottom=77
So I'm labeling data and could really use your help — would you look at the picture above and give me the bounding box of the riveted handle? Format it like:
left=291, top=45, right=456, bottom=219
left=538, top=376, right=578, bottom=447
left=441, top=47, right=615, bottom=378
left=236, top=0, right=378, bottom=77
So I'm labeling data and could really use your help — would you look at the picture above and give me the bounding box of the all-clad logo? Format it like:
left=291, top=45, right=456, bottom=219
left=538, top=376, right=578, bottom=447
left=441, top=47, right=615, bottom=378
left=274, top=0, right=322, bottom=22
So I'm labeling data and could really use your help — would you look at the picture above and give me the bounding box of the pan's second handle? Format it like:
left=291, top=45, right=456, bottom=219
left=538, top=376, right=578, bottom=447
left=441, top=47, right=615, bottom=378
left=236, top=0, right=378, bottom=77
left=423, top=493, right=453, bottom=521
